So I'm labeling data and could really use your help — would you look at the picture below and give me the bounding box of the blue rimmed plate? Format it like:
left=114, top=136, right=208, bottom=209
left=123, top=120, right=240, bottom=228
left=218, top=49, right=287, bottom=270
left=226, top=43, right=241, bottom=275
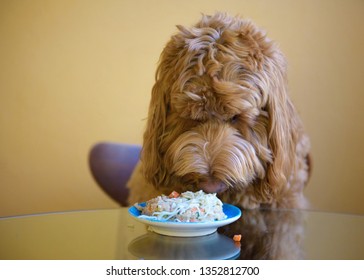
left=128, top=203, right=241, bottom=237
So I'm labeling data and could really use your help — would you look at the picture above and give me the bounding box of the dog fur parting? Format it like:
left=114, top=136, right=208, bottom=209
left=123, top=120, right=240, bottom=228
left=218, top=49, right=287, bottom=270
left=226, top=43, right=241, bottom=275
left=128, top=12, right=311, bottom=209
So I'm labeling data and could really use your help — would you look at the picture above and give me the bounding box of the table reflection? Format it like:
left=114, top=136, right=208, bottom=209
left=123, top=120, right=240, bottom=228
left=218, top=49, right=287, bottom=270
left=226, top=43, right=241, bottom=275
left=218, top=209, right=305, bottom=259
left=1, top=208, right=363, bottom=260
left=128, top=232, right=240, bottom=260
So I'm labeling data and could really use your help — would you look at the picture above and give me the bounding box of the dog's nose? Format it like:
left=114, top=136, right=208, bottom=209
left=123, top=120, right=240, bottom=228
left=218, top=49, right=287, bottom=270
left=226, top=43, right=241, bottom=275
left=199, top=179, right=227, bottom=194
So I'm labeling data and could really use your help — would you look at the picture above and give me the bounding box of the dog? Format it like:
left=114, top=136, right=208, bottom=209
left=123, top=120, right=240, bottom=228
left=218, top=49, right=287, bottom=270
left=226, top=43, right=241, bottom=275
left=128, top=12, right=311, bottom=209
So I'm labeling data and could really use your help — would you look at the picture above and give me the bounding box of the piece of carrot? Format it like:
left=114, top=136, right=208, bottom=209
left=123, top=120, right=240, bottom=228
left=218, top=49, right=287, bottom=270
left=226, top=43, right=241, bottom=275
left=191, top=207, right=198, bottom=213
left=233, top=234, right=242, bottom=242
left=168, top=191, right=180, bottom=198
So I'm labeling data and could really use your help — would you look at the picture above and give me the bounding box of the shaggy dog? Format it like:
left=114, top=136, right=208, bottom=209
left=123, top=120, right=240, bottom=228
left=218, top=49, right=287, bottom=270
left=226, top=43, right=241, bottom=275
left=128, top=12, right=311, bottom=209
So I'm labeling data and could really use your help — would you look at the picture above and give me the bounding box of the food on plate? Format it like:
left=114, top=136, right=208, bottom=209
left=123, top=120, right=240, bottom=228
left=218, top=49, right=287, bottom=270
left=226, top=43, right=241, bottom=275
left=135, top=190, right=227, bottom=222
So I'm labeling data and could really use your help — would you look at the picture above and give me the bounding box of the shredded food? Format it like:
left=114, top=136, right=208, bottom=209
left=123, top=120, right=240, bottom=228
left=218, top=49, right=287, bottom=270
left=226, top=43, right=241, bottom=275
left=135, top=190, right=227, bottom=222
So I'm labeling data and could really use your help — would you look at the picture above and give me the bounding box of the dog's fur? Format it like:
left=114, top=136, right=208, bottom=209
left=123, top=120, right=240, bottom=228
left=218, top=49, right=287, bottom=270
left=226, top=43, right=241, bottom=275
left=128, top=12, right=311, bottom=209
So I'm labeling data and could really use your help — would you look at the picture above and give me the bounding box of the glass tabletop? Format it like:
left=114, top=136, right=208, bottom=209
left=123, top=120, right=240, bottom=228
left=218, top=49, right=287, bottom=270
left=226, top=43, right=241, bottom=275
left=0, top=208, right=363, bottom=260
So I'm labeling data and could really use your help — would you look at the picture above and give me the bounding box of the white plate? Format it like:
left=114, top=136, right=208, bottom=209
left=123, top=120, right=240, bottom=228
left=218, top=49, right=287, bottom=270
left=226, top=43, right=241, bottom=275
left=128, top=203, right=241, bottom=237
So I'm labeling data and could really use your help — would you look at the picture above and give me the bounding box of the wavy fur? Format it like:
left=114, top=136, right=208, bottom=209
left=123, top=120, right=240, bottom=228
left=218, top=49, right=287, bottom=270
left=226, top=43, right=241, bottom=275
left=128, top=13, right=311, bottom=209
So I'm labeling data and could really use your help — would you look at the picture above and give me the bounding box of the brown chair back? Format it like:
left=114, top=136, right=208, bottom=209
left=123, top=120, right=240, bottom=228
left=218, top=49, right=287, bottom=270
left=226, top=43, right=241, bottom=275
left=89, top=142, right=141, bottom=206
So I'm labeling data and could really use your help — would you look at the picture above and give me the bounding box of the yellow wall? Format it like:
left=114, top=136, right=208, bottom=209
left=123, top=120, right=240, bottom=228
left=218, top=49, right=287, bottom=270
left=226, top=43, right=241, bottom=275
left=1, top=0, right=364, bottom=216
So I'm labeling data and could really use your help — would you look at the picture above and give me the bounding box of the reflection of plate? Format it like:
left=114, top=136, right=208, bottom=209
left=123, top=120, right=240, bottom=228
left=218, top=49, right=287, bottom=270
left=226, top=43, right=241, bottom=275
left=128, top=203, right=241, bottom=237
left=128, top=232, right=240, bottom=260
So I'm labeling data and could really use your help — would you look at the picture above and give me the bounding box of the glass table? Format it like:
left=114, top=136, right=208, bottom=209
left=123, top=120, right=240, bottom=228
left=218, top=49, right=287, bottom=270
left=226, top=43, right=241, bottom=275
left=0, top=208, right=363, bottom=259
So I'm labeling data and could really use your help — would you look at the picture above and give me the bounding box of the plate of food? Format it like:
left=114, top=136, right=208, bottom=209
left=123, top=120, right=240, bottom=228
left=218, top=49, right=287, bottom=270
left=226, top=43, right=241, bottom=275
left=128, top=190, right=241, bottom=237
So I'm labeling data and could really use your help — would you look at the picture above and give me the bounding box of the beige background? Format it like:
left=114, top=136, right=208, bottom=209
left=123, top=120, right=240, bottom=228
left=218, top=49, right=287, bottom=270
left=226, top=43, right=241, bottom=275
left=1, top=0, right=363, bottom=217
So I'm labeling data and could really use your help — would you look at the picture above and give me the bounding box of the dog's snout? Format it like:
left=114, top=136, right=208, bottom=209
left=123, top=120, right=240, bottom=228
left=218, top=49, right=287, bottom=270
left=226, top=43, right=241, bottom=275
left=167, top=121, right=265, bottom=190
left=199, top=179, right=228, bottom=194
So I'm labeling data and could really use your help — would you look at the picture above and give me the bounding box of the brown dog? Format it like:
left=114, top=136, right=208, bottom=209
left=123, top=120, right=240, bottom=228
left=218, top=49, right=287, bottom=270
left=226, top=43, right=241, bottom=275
left=128, top=12, right=311, bottom=209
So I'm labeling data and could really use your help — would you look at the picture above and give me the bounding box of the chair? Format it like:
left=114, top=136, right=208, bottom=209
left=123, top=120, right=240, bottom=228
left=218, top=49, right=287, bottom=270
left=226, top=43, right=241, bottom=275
left=88, top=142, right=141, bottom=206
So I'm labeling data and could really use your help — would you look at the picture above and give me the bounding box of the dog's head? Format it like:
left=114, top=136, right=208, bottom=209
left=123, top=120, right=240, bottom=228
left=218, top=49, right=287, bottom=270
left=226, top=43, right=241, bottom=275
left=142, top=13, right=306, bottom=204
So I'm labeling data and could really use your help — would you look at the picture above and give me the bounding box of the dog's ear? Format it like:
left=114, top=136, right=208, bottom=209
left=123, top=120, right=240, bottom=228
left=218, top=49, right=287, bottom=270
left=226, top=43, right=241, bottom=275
left=141, top=34, right=186, bottom=188
left=263, top=53, right=300, bottom=195
left=141, top=74, right=169, bottom=188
